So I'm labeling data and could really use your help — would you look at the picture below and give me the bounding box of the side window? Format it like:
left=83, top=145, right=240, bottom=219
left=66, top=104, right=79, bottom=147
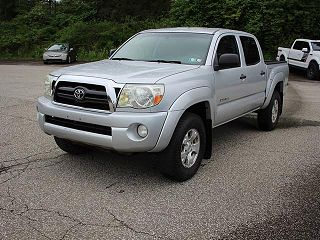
left=293, top=41, right=303, bottom=50
left=215, top=35, right=240, bottom=69
left=302, top=42, right=310, bottom=51
left=240, top=36, right=261, bottom=66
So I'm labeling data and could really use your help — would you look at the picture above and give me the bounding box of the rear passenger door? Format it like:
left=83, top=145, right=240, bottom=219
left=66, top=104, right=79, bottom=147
left=239, top=36, right=266, bottom=108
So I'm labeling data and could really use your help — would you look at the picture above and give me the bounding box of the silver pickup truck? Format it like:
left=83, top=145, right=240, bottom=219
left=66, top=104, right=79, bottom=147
left=37, top=28, right=289, bottom=181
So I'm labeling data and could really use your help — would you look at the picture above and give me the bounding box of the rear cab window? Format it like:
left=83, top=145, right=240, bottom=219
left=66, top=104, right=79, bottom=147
left=240, top=36, right=261, bottom=66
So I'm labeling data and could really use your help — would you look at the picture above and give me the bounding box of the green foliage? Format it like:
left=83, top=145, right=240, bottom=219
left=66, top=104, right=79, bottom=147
left=170, top=0, right=320, bottom=58
left=0, top=0, right=319, bottom=61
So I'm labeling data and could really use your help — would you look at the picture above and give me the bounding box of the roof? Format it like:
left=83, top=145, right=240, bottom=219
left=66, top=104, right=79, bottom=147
left=142, top=27, right=221, bottom=35
left=296, top=39, right=320, bottom=42
left=141, top=27, right=251, bottom=35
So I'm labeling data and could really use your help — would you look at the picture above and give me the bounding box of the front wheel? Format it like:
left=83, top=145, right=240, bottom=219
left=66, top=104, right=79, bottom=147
left=54, top=137, right=90, bottom=154
left=257, top=91, right=281, bottom=131
left=306, top=62, right=320, bottom=80
left=66, top=55, right=71, bottom=64
left=159, top=112, right=206, bottom=181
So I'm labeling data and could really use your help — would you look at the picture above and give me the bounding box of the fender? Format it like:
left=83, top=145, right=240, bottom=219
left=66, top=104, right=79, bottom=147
left=279, top=49, right=288, bottom=61
left=307, top=56, right=320, bottom=67
left=261, top=72, right=285, bottom=109
left=169, top=87, right=212, bottom=111
left=150, top=87, right=212, bottom=152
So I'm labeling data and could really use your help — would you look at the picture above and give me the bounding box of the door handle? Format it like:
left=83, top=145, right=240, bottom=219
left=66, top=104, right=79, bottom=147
left=240, top=74, right=247, bottom=80
left=260, top=71, right=266, bottom=76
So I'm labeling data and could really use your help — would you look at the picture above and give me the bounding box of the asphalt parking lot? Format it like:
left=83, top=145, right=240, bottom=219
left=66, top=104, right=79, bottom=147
left=0, top=63, right=320, bottom=240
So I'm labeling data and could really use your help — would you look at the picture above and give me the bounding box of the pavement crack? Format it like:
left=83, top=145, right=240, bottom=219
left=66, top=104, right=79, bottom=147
left=3, top=147, right=60, bottom=164
left=105, top=208, right=165, bottom=239
left=6, top=114, right=37, bottom=122
left=27, top=223, right=53, bottom=240
left=105, top=181, right=119, bottom=189
left=0, top=163, right=11, bottom=174
left=60, top=222, right=83, bottom=240
left=0, top=148, right=64, bottom=185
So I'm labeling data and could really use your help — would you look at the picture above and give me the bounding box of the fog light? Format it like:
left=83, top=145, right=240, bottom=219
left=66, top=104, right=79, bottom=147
left=137, top=124, right=148, bottom=138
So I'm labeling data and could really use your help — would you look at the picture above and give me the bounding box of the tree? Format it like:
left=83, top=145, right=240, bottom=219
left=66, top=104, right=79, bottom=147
left=0, top=0, right=16, bottom=20
left=95, top=0, right=171, bottom=20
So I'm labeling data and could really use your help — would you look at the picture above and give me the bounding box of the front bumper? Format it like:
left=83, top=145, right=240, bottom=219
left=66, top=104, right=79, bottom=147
left=43, top=55, right=67, bottom=62
left=37, top=96, right=168, bottom=152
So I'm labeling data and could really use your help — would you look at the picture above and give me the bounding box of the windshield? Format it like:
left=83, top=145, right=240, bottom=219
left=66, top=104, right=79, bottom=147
left=47, top=44, right=68, bottom=52
left=112, top=32, right=213, bottom=65
left=311, top=42, right=320, bottom=51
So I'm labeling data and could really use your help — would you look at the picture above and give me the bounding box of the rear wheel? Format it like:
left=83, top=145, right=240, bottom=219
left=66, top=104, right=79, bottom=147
left=159, top=113, right=206, bottom=181
left=257, top=90, right=281, bottom=131
left=54, top=137, right=90, bottom=154
left=307, top=62, right=320, bottom=80
left=279, top=55, right=285, bottom=62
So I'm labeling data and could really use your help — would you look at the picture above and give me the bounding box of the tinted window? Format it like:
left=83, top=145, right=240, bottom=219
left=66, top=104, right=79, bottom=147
left=112, top=33, right=213, bottom=65
left=215, top=35, right=240, bottom=69
left=312, top=42, right=320, bottom=51
left=293, top=41, right=303, bottom=50
left=240, top=36, right=260, bottom=65
left=302, top=42, right=310, bottom=51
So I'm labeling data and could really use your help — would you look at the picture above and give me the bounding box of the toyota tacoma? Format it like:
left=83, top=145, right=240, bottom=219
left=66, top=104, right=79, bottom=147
left=37, top=28, right=289, bottom=181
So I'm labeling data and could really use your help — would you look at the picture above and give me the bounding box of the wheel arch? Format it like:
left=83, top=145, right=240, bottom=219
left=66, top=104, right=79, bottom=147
left=280, top=54, right=286, bottom=61
left=184, top=101, right=212, bottom=159
left=151, top=87, right=213, bottom=159
left=261, top=72, right=285, bottom=111
left=309, top=59, right=319, bottom=67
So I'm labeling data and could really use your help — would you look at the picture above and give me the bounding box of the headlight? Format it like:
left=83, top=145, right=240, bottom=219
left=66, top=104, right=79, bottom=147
left=44, top=75, right=57, bottom=98
left=117, top=84, right=164, bottom=108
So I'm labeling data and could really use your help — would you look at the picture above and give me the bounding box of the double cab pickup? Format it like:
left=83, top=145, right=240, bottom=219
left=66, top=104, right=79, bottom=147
left=37, top=28, right=289, bottom=181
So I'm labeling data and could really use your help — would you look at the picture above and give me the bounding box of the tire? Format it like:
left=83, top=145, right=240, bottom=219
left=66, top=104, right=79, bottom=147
left=43, top=61, right=48, bottom=64
left=279, top=55, right=285, bottom=62
left=66, top=55, right=71, bottom=64
left=306, top=62, right=320, bottom=80
left=54, top=137, right=90, bottom=154
left=159, top=112, right=206, bottom=181
left=257, top=90, right=281, bottom=131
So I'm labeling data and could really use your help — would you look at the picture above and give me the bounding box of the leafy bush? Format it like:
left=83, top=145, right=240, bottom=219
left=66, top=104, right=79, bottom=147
left=0, top=0, right=319, bottom=61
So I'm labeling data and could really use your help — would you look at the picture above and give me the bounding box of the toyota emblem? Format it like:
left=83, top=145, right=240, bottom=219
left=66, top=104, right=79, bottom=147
left=74, top=88, right=85, bottom=101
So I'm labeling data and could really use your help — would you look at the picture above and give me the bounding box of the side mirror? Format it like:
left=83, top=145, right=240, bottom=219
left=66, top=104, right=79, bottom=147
left=302, top=48, right=309, bottom=53
left=109, top=49, right=116, bottom=58
left=214, top=53, right=240, bottom=71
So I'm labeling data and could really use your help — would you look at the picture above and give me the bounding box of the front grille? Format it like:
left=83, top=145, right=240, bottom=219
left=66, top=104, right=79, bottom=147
left=54, top=81, right=110, bottom=111
left=45, top=115, right=112, bottom=136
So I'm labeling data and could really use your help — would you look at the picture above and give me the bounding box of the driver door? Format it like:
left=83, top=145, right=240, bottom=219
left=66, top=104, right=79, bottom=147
left=213, top=34, right=248, bottom=125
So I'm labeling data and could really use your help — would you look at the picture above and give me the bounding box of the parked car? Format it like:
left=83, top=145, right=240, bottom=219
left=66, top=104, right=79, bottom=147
left=277, top=39, right=320, bottom=80
left=37, top=28, right=289, bottom=181
left=43, top=43, right=77, bottom=64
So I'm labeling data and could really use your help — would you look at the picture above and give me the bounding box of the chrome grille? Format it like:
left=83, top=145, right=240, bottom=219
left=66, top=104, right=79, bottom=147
left=54, top=81, right=110, bottom=111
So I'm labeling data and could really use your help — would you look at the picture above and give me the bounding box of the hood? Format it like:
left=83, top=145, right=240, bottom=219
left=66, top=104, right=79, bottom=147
left=50, top=60, right=200, bottom=84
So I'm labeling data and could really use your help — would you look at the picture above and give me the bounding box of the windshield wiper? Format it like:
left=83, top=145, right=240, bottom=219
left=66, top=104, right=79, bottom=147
left=147, top=59, right=182, bottom=64
left=112, top=57, right=134, bottom=61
